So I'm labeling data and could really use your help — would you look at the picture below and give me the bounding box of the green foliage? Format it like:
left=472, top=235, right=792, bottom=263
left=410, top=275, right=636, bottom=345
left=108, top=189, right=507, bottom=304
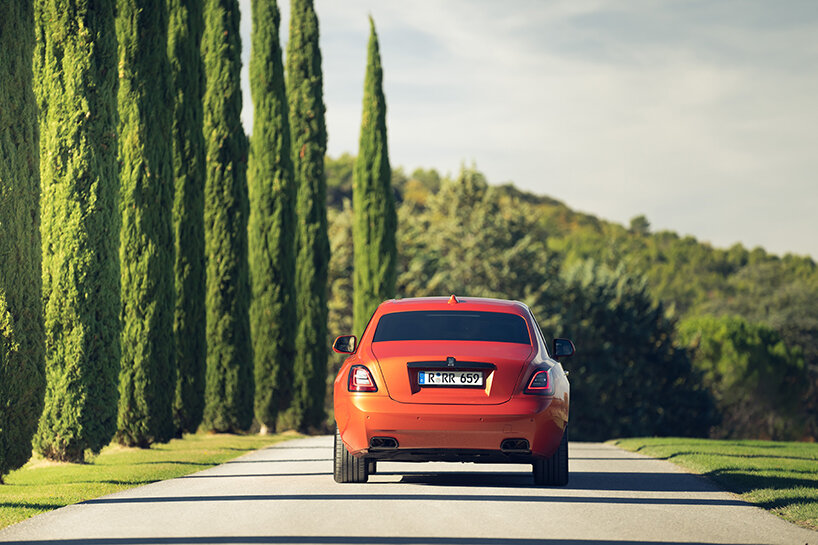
left=554, top=212, right=818, bottom=332
left=201, top=0, right=253, bottom=433
left=628, top=214, right=650, bottom=236
left=168, top=0, right=207, bottom=435
left=34, top=0, right=119, bottom=462
left=556, top=224, right=728, bottom=316
left=327, top=201, right=354, bottom=414
left=326, top=153, right=355, bottom=207
left=286, top=0, right=330, bottom=432
left=329, top=163, right=718, bottom=441
left=545, top=262, right=717, bottom=441
left=400, top=167, right=441, bottom=207
left=0, top=0, right=44, bottom=480
left=614, top=437, right=818, bottom=531
left=397, top=168, right=556, bottom=307
left=352, top=18, right=397, bottom=337
left=449, top=176, right=817, bottom=440
left=116, top=0, right=176, bottom=448
left=248, top=0, right=296, bottom=432
left=678, top=315, right=807, bottom=440
left=699, top=262, right=818, bottom=436
left=327, top=152, right=404, bottom=209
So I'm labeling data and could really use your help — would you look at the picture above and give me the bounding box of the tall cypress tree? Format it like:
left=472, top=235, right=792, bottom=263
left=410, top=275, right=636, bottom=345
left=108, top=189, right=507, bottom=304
left=287, top=0, right=330, bottom=431
left=0, top=0, right=45, bottom=479
left=169, top=0, right=207, bottom=435
left=353, top=17, right=397, bottom=337
left=33, top=0, right=119, bottom=463
left=116, top=0, right=176, bottom=447
left=248, top=0, right=296, bottom=433
left=201, top=0, right=253, bottom=432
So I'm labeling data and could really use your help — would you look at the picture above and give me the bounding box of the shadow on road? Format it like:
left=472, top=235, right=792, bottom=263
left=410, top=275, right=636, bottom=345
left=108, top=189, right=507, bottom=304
left=135, top=462, right=214, bottom=467
left=80, top=492, right=745, bottom=508
left=638, top=448, right=818, bottom=464
left=222, top=459, right=328, bottom=464
left=570, top=457, right=643, bottom=461
left=177, top=473, right=332, bottom=479
left=395, top=470, right=718, bottom=493
left=0, top=536, right=752, bottom=545
left=263, top=446, right=332, bottom=450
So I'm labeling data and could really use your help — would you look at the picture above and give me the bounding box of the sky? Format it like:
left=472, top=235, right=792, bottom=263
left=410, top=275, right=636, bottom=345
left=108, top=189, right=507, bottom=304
left=237, top=0, right=818, bottom=259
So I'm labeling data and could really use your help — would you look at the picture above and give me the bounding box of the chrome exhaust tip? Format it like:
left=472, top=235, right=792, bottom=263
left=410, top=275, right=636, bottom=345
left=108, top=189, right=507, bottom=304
left=369, top=436, right=399, bottom=449
left=500, top=438, right=530, bottom=452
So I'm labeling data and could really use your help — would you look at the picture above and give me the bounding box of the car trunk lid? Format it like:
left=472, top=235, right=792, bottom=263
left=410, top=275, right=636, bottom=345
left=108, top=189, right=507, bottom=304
left=372, top=341, right=533, bottom=404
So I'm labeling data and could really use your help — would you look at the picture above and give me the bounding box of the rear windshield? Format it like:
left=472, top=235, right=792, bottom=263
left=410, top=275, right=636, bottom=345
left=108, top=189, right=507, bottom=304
left=372, top=310, right=531, bottom=344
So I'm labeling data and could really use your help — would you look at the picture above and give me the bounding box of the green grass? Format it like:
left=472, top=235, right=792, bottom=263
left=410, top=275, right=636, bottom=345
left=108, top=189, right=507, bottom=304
left=0, top=432, right=298, bottom=530
left=612, top=437, right=818, bottom=531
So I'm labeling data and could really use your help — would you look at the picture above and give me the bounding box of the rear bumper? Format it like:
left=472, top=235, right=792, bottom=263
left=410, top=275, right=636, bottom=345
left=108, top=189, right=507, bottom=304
left=335, top=393, right=568, bottom=460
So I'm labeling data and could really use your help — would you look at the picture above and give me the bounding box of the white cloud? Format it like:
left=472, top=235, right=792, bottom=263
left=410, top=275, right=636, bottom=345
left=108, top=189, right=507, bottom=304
left=237, top=0, right=818, bottom=258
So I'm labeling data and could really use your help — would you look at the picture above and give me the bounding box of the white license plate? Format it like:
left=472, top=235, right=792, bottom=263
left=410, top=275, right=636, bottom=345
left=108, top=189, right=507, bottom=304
left=418, top=371, right=483, bottom=387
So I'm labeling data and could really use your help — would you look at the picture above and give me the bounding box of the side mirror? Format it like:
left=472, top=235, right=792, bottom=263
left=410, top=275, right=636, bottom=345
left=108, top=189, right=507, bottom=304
left=552, top=338, right=575, bottom=359
left=332, top=335, right=357, bottom=354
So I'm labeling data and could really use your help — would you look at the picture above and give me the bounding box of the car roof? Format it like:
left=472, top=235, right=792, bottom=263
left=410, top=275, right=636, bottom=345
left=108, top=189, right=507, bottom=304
left=377, top=296, right=529, bottom=315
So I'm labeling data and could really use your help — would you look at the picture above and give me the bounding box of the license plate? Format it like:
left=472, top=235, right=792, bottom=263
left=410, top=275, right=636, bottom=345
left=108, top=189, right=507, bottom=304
left=418, top=371, right=483, bottom=387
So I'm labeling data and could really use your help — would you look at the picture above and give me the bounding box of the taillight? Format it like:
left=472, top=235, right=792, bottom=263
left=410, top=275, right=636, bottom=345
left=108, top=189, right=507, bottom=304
left=525, top=368, right=554, bottom=395
left=348, top=365, right=378, bottom=392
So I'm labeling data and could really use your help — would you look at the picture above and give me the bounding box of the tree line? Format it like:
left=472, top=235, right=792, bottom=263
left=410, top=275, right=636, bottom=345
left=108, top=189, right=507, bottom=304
left=327, top=160, right=818, bottom=442
left=0, top=0, right=396, bottom=480
left=4, top=0, right=812, bottom=486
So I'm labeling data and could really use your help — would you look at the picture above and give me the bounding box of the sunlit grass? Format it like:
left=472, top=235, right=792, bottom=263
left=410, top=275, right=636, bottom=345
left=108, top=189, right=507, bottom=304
left=613, top=437, right=818, bottom=531
left=0, top=431, right=298, bottom=530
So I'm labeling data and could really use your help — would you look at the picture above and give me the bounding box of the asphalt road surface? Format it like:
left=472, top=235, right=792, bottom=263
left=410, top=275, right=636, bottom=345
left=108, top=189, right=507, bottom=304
left=1, top=435, right=815, bottom=545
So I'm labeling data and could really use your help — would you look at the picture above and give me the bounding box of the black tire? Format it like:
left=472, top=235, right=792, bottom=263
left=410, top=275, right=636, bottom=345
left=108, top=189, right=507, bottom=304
left=532, top=427, right=569, bottom=486
left=333, top=427, right=369, bottom=483
left=367, top=459, right=377, bottom=475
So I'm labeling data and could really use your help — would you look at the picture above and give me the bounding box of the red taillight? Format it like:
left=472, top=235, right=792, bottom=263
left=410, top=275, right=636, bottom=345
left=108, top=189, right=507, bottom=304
left=348, top=365, right=378, bottom=392
left=525, top=368, right=553, bottom=395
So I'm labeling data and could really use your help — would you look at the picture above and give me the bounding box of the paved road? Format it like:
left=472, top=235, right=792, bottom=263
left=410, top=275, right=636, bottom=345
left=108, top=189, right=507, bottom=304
left=1, top=435, right=815, bottom=545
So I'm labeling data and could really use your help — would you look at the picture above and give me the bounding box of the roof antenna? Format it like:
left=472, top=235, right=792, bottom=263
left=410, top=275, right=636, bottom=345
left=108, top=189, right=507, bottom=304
left=448, top=294, right=459, bottom=305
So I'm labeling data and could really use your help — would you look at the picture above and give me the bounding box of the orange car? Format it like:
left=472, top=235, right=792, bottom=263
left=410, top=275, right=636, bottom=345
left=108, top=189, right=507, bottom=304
left=332, top=295, right=573, bottom=485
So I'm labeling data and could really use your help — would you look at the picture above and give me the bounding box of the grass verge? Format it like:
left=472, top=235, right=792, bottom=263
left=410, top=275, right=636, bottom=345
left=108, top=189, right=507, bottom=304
left=0, top=431, right=298, bottom=530
left=612, top=437, right=818, bottom=531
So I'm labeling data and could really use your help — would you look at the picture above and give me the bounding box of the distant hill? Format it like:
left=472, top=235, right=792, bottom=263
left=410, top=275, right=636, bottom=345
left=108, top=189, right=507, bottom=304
left=326, top=154, right=818, bottom=440
left=328, top=152, right=816, bottom=316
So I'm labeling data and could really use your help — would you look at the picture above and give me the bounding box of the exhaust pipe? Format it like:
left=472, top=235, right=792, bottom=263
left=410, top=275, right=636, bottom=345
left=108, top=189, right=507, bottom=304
left=369, top=437, right=399, bottom=450
left=500, top=438, right=530, bottom=452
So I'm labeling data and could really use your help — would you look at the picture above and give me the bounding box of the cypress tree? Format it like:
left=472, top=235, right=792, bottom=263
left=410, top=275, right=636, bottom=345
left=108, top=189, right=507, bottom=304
left=201, top=0, right=253, bottom=432
left=116, top=0, right=176, bottom=447
left=33, top=0, right=119, bottom=463
left=353, top=17, right=397, bottom=337
left=248, top=0, right=296, bottom=433
left=287, top=0, right=330, bottom=431
left=169, top=0, right=207, bottom=435
left=0, top=0, right=45, bottom=479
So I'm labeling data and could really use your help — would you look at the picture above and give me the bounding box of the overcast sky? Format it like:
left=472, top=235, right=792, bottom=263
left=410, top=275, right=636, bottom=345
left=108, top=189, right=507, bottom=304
left=237, top=0, right=818, bottom=259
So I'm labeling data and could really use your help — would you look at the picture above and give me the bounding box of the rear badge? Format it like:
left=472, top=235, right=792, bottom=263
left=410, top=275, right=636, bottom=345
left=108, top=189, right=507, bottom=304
left=447, top=356, right=456, bottom=367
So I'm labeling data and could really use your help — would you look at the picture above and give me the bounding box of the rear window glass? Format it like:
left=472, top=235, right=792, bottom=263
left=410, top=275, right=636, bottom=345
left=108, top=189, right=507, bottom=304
left=372, top=310, right=531, bottom=344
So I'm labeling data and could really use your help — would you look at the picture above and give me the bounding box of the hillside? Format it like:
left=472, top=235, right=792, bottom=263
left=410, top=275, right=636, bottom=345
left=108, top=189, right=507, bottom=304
left=326, top=154, right=818, bottom=441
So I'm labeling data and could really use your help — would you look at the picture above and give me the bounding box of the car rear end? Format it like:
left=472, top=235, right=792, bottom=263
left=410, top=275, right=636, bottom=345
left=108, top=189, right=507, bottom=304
left=333, top=297, right=569, bottom=470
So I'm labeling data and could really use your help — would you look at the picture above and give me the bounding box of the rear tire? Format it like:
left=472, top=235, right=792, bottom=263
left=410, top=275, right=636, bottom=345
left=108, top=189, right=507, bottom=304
left=533, top=427, right=568, bottom=486
left=333, top=427, right=369, bottom=483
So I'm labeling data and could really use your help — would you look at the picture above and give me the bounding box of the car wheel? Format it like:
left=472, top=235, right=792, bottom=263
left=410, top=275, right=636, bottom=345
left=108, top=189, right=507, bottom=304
left=532, top=427, right=568, bottom=486
left=367, top=459, right=377, bottom=475
left=333, top=427, right=369, bottom=483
